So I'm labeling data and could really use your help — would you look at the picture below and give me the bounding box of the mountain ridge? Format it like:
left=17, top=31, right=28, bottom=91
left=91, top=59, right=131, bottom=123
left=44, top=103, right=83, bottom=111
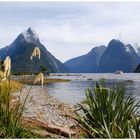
left=65, top=39, right=140, bottom=73
left=0, top=27, right=69, bottom=74
left=98, top=39, right=140, bottom=73
left=64, top=46, right=106, bottom=73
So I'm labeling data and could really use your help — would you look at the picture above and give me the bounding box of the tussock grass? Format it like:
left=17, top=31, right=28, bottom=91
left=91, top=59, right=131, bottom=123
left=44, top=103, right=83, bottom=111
left=0, top=80, right=22, bottom=93
left=0, top=80, right=34, bottom=138
left=75, top=80, right=140, bottom=138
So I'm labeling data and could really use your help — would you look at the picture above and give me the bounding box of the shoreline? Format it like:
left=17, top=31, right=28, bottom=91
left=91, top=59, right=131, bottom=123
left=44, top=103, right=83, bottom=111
left=16, top=85, right=76, bottom=127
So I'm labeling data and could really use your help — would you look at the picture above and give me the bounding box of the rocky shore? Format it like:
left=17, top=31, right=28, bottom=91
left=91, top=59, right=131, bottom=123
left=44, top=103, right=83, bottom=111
left=16, top=85, right=76, bottom=128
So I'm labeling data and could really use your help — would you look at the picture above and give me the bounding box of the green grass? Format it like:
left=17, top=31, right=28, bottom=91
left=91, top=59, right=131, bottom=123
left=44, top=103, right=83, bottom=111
left=74, top=80, right=140, bottom=138
left=0, top=79, right=34, bottom=138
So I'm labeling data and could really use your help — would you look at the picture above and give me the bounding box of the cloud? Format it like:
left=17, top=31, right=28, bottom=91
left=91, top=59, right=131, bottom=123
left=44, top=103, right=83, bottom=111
left=1, top=2, right=140, bottom=62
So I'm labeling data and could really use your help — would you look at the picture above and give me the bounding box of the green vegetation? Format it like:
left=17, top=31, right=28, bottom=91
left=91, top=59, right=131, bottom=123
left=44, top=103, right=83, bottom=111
left=75, top=80, right=140, bottom=138
left=2, top=80, right=22, bottom=93
left=0, top=80, right=34, bottom=138
left=40, top=65, right=48, bottom=74
left=0, top=54, right=140, bottom=138
left=18, top=77, right=70, bottom=85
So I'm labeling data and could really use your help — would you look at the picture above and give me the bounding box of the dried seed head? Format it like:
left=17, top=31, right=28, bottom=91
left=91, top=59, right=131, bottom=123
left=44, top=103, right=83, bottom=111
left=3, top=56, right=11, bottom=79
left=34, top=73, right=44, bottom=87
left=31, top=47, right=41, bottom=60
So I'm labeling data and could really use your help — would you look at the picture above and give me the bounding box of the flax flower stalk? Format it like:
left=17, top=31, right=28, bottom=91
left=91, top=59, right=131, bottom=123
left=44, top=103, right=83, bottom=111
left=34, top=73, right=44, bottom=87
left=30, top=47, right=41, bottom=60
left=3, top=56, right=11, bottom=79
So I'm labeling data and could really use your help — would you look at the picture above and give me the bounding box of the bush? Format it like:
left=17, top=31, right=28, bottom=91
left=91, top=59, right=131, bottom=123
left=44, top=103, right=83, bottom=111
left=74, top=80, right=140, bottom=138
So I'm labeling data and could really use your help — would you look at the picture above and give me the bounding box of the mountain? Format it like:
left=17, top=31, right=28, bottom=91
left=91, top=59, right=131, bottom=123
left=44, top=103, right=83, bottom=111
left=64, top=46, right=106, bottom=73
left=136, top=47, right=140, bottom=57
left=0, top=27, right=69, bottom=74
left=98, top=39, right=140, bottom=73
left=134, top=64, right=140, bottom=72
left=135, top=47, right=140, bottom=72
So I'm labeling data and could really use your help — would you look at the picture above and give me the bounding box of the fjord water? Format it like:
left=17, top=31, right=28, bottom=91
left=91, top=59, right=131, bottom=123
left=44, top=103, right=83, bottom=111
left=47, top=73, right=140, bottom=106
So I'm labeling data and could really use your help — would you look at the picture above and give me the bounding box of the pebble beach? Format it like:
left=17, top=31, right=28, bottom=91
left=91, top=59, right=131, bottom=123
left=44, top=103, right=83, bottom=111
left=16, top=85, right=76, bottom=128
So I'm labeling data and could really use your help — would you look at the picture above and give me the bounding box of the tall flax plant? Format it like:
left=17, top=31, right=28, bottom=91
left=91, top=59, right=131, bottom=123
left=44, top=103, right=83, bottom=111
left=31, top=47, right=44, bottom=86
left=75, top=80, right=140, bottom=138
left=0, top=56, right=32, bottom=138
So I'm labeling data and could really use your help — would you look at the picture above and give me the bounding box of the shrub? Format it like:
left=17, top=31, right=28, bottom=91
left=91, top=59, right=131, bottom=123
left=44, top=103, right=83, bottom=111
left=74, top=80, right=140, bottom=138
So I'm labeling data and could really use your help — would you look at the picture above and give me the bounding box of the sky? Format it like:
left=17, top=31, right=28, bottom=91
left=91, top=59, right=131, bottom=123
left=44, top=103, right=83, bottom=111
left=0, top=1, right=140, bottom=62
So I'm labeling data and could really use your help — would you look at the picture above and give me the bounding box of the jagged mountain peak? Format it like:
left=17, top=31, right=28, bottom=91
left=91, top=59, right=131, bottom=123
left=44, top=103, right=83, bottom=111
left=108, top=39, right=125, bottom=48
left=125, top=44, right=133, bottom=52
left=98, top=39, right=140, bottom=73
left=21, top=27, right=40, bottom=44
left=109, top=39, right=122, bottom=43
left=0, top=28, right=69, bottom=73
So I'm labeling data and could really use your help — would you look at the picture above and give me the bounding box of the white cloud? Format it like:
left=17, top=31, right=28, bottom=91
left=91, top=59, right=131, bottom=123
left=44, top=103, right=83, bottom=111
left=1, top=2, right=140, bottom=62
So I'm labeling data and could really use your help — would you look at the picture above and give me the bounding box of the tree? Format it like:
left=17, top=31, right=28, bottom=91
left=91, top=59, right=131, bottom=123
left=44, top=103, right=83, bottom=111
left=40, top=65, right=49, bottom=75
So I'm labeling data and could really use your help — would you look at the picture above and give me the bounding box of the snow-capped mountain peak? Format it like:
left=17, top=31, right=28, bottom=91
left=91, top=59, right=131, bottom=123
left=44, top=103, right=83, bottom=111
left=22, top=27, right=39, bottom=43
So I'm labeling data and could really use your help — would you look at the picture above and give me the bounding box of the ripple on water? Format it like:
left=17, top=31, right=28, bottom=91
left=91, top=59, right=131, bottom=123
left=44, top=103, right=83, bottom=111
left=47, top=73, right=140, bottom=106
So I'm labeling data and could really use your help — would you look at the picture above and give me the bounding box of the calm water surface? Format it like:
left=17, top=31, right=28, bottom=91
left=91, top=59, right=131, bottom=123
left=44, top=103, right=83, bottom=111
left=47, top=73, right=140, bottom=106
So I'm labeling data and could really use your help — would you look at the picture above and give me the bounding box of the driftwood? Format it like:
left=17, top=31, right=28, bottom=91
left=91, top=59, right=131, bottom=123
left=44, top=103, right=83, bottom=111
left=30, top=129, right=61, bottom=138
left=23, top=117, right=76, bottom=137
